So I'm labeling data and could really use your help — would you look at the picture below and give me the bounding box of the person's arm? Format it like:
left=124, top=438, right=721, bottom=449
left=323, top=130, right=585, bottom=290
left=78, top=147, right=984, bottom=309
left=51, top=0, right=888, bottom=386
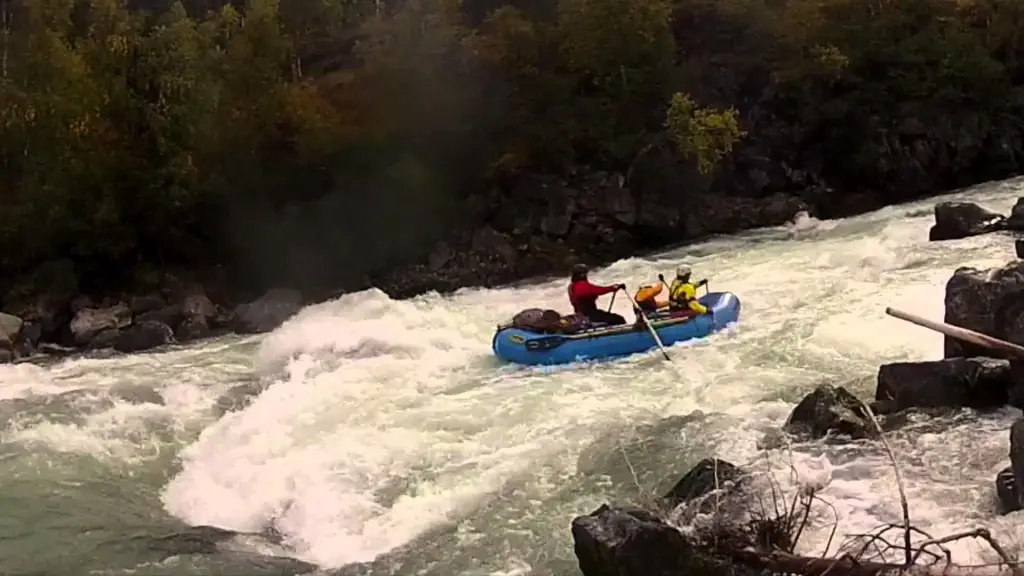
left=688, top=299, right=709, bottom=314
left=574, top=281, right=619, bottom=299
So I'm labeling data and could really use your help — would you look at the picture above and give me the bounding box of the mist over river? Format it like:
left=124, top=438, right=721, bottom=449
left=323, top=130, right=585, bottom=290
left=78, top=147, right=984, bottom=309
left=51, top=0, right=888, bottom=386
left=4, top=178, right=1024, bottom=576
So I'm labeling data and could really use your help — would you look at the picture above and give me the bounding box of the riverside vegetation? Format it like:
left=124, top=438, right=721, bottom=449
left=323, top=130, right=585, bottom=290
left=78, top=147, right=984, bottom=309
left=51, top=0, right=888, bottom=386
left=2, top=0, right=1024, bottom=356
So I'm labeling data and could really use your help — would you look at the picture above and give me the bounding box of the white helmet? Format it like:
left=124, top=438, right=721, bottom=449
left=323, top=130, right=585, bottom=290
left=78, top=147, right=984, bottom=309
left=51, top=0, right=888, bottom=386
left=676, top=265, right=692, bottom=278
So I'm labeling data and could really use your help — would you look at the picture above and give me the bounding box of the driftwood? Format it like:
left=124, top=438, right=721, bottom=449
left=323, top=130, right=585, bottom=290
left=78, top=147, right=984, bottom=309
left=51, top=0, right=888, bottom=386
left=885, top=307, right=1024, bottom=358
left=730, top=545, right=1014, bottom=576
left=700, top=375, right=1024, bottom=576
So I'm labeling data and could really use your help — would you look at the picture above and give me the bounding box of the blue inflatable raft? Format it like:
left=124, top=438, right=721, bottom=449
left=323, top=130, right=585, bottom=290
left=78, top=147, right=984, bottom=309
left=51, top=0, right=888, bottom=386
left=491, top=292, right=741, bottom=366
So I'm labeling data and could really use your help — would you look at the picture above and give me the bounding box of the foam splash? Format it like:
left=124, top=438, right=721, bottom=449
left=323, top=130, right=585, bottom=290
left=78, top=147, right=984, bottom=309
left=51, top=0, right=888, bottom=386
left=3, top=181, right=1024, bottom=573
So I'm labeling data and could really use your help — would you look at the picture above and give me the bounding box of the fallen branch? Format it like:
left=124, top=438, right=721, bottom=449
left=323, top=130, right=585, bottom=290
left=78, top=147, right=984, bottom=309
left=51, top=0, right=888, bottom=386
left=718, top=393, right=1024, bottom=576
left=729, top=548, right=1015, bottom=576
left=855, top=398, right=913, bottom=565
left=885, top=307, right=1024, bottom=358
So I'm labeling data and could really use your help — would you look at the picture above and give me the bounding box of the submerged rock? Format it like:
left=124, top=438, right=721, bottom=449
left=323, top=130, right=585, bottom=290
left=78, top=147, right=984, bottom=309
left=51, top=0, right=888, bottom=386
left=875, top=357, right=1011, bottom=412
left=928, top=201, right=1006, bottom=241
left=784, top=384, right=874, bottom=439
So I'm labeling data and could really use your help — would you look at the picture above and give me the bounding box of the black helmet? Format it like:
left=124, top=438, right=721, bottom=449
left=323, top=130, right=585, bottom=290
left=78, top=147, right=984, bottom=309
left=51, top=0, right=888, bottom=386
left=570, top=263, right=588, bottom=281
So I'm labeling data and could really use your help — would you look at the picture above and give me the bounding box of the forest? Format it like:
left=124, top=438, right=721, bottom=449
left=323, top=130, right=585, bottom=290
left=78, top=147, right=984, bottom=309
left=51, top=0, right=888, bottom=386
left=1, top=0, right=1023, bottom=300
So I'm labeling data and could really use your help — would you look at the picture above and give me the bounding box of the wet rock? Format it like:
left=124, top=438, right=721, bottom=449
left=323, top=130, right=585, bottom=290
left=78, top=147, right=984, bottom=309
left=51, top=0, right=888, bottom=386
left=2, top=259, right=78, bottom=342
left=87, top=328, right=121, bottom=350
left=1018, top=239, right=1024, bottom=259
left=928, top=201, right=1006, bottom=241
left=176, top=315, right=209, bottom=341
left=663, top=458, right=742, bottom=510
left=1007, top=198, right=1024, bottom=231
left=0, top=349, right=12, bottom=364
left=572, top=505, right=730, bottom=576
left=0, top=312, right=23, bottom=351
left=136, top=305, right=184, bottom=329
left=996, top=466, right=1017, bottom=514
left=784, top=384, right=873, bottom=439
left=428, top=241, right=456, bottom=271
left=232, top=289, right=303, bottom=334
left=875, top=358, right=1011, bottom=412
left=599, top=179, right=636, bottom=226
left=182, top=292, right=216, bottom=320
left=1010, top=420, right=1024, bottom=507
left=69, top=303, right=132, bottom=346
left=998, top=419, right=1024, bottom=515
left=114, top=320, right=176, bottom=353
left=140, top=525, right=237, bottom=555
left=69, top=294, right=95, bottom=316
left=130, top=293, right=167, bottom=315
left=176, top=291, right=217, bottom=342
left=540, top=185, right=577, bottom=237
left=943, top=261, right=1024, bottom=358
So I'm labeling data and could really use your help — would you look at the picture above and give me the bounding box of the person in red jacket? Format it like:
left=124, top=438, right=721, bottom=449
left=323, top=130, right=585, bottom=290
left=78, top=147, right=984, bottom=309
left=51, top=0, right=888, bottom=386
left=567, top=263, right=627, bottom=326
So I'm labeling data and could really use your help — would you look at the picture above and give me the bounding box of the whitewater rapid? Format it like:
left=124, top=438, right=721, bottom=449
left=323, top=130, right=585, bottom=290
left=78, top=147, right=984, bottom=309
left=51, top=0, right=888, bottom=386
left=3, top=178, right=1024, bottom=575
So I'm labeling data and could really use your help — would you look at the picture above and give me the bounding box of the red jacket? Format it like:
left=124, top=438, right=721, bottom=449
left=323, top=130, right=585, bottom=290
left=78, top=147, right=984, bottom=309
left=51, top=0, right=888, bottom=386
left=568, top=280, right=617, bottom=314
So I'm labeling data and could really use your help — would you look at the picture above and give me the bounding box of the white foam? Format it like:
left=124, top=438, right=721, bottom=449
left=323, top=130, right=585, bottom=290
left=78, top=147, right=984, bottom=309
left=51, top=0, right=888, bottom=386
left=4, top=181, right=1024, bottom=571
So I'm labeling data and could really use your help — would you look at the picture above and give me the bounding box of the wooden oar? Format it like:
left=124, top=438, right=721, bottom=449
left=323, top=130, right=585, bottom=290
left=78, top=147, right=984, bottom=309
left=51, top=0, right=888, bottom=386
left=624, top=289, right=672, bottom=362
left=885, top=307, right=1024, bottom=358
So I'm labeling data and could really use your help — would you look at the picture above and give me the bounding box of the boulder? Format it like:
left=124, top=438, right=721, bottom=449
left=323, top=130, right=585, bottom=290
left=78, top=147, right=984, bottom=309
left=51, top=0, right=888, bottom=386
left=598, top=178, right=636, bottom=226
left=1011, top=419, right=1024, bottom=508
left=231, top=289, right=303, bottom=334
left=784, top=384, right=873, bottom=439
left=176, top=316, right=209, bottom=342
left=875, top=358, right=1011, bottom=412
left=572, top=505, right=734, bottom=576
left=114, top=320, right=176, bottom=353
left=943, top=261, right=1024, bottom=358
left=997, top=418, right=1024, bottom=515
left=928, top=201, right=1006, bottom=241
left=135, top=305, right=184, bottom=329
left=1017, top=239, right=1024, bottom=259
left=1007, top=198, right=1024, bottom=231
left=0, top=312, right=23, bottom=351
left=130, top=293, right=167, bottom=315
left=87, top=328, right=121, bottom=350
left=2, top=259, right=78, bottom=342
left=69, top=303, right=132, bottom=346
left=662, top=458, right=742, bottom=510
left=176, top=291, right=218, bottom=342
left=996, top=466, right=1017, bottom=514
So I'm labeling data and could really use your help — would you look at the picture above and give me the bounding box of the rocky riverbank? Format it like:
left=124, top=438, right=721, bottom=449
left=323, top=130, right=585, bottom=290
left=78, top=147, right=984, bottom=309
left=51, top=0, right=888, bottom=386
left=0, top=265, right=305, bottom=363
left=569, top=220, right=1024, bottom=575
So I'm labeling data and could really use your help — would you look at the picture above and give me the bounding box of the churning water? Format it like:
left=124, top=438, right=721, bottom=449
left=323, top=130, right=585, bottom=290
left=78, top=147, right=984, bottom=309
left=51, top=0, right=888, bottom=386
left=4, top=178, right=1024, bottom=576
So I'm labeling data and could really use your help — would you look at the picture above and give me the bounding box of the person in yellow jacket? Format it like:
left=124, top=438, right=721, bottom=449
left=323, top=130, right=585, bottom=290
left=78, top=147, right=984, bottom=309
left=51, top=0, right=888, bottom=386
left=660, top=266, right=709, bottom=316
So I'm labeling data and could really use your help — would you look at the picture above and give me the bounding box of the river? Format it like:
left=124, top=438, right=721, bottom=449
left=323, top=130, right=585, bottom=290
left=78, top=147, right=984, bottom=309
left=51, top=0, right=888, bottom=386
left=3, top=178, right=1024, bottom=576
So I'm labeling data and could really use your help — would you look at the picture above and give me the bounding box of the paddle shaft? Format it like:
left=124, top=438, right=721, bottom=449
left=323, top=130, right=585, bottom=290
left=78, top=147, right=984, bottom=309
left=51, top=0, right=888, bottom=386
left=623, top=289, right=672, bottom=361
left=607, top=291, right=616, bottom=312
left=885, top=307, right=1024, bottom=358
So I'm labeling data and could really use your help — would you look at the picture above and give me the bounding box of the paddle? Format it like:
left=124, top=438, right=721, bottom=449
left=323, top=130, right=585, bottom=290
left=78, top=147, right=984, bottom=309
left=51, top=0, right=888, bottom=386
left=623, top=288, right=672, bottom=362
